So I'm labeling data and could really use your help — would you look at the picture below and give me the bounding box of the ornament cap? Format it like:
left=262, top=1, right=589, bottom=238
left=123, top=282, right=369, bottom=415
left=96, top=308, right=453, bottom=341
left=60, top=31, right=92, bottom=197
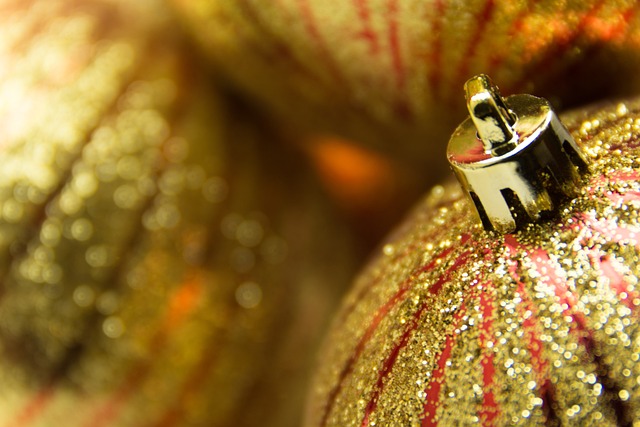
left=447, top=74, right=589, bottom=233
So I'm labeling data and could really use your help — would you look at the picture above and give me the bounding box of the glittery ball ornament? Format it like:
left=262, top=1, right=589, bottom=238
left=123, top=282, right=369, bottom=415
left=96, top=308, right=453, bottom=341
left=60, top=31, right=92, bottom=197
left=306, top=96, right=640, bottom=426
left=0, top=1, right=355, bottom=427
left=170, top=0, right=640, bottom=168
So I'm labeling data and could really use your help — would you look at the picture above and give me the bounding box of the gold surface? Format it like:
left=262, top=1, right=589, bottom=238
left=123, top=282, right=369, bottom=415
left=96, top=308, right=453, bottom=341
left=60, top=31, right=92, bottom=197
left=307, top=98, right=640, bottom=426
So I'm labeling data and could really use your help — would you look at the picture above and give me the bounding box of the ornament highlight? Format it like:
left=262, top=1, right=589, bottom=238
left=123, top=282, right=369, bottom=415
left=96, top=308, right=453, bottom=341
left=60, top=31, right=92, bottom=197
left=448, top=74, right=588, bottom=232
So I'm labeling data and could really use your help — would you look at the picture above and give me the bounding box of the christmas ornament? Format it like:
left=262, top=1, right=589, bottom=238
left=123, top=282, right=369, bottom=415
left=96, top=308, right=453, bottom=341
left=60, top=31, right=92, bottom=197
left=306, top=79, right=640, bottom=426
left=170, top=0, right=640, bottom=168
left=0, top=2, right=356, bottom=427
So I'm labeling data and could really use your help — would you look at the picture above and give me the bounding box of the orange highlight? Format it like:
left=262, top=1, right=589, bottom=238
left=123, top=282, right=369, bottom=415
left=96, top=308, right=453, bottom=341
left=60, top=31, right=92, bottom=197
left=306, top=136, right=394, bottom=212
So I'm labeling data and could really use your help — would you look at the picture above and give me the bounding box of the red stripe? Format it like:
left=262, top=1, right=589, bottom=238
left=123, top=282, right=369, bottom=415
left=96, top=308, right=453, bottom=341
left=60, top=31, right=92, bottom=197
left=517, top=282, right=548, bottom=376
left=87, top=365, right=151, bottom=427
left=359, top=248, right=475, bottom=425
left=512, top=207, right=640, bottom=358
left=529, top=249, right=593, bottom=350
left=386, top=0, right=411, bottom=120
left=319, top=285, right=409, bottom=427
left=297, top=0, right=346, bottom=86
left=454, top=0, right=496, bottom=89
left=7, top=385, right=56, bottom=427
left=591, top=169, right=640, bottom=186
left=507, top=254, right=548, bottom=378
left=420, top=304, right=468, bottom=427
left=477, top=289, right=498, bottom=425
left=513, top=272, right=556, bottom=422
left=334, top=226, right=469, bottom=331
left=321, top=235, right=473, bottom=426
left=418, top=234, right=471, bottom=282
left=585, top=4, right=638, bottom=42
left=525, top=247, right=628, bottom=422
left=360, top=310, right=420, bottom=427
left=427, top=0, right=446, bottom=94
left=510, top=0, right=607, bottom=93
left=616, top=6, right=640, bottom=41
left=604, top=186, right=640, bottom=205
left=591, top=252, right=640, bottom=309
left=580, top=212, right=640, bottom=252
left=487, top=0, right=540, bottom=77
left=504, top=239, right=572, bottom=423
left=237, top=0, right=321, bottom=84
left=353, top=0, right=379, bottom=55
left=428, top=251, right=473, bottom=295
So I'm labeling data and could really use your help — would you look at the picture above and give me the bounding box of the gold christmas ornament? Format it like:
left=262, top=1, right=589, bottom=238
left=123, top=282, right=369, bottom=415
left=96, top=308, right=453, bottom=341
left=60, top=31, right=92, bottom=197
left=170, top=0, right=640, bottom=168
left=306, top=87, right=640, bottom=426
left=0, top=2, right=356, bottom=426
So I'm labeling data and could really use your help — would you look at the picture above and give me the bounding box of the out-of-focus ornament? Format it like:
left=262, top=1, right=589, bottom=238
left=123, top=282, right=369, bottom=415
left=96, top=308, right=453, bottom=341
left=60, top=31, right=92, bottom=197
left=0, top=2, right=356, bottom=427
left=170, top=0, right=640, bottom=169
left=306, top=80, right=640, bottom=426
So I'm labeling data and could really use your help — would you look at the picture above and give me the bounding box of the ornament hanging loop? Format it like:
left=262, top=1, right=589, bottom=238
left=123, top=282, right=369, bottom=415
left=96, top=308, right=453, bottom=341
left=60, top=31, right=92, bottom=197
left=448, top=74, right=589, bottom=234
left=465, top=75, right=517, bottom=156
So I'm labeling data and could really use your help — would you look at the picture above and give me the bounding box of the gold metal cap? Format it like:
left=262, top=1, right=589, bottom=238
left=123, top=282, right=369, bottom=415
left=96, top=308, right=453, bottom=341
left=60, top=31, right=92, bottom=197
left=447, top=74, right=589, bottom=234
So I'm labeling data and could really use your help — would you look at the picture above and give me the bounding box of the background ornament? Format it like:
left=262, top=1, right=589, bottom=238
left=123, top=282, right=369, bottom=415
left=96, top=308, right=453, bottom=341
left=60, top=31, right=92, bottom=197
left=170, top=0, right=640, bottom=172
left=0, top=1, right=357, bottom=426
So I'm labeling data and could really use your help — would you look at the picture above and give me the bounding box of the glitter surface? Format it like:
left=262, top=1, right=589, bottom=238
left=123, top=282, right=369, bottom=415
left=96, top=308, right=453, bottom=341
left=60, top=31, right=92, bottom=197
left=0, top=2, right=356, bottom=426
left=306, top=98, right=640, bottom=426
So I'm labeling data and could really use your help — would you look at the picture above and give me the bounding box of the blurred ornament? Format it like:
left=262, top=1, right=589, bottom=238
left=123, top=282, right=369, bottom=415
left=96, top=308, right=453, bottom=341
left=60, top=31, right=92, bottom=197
left=170, top=0, right=640, bottom=172
left=0, top=1, right=356, bottom=427
left=306, top=88, right=640, bottom=425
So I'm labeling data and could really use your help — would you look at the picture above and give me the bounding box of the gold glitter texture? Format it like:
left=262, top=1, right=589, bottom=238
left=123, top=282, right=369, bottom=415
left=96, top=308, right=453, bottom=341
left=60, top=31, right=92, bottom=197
left=0, top=2, right=356, bottom=426
left=306, top=98, right=640, bottom=426
left=171, top=0, right=640, bottom=168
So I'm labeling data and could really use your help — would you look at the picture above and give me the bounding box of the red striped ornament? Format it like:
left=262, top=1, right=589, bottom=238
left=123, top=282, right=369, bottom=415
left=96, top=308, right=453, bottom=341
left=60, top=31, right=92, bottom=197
left=306, top=98, right=640, bottom=426
left=170, top=0, right=640, bottom=168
